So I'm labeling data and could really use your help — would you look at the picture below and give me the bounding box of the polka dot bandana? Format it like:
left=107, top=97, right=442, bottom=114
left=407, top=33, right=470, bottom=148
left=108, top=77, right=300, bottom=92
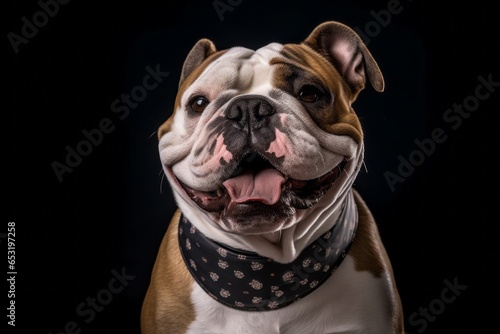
left=178, top=193, right=357, bottom=312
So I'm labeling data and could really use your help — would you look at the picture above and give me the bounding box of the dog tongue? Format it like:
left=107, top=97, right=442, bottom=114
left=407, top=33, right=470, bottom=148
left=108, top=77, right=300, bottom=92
left=223, top=169, right=285, bottom=205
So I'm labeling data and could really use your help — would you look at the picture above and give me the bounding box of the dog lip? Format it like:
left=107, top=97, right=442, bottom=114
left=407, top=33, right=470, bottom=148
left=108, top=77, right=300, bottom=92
left=173, top=159, right=348, bottom=212
left=181, top=183, right=228, bottom=212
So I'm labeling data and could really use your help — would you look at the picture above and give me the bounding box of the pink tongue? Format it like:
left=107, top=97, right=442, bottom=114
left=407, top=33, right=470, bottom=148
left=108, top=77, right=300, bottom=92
left=223, top=169, right=285, bottom=205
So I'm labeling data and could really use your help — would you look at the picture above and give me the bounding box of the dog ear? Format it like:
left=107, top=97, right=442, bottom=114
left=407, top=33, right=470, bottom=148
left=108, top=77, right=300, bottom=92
left=303, top=21, right=384, bottom=94
left=179, top=38, right=217, bottom=87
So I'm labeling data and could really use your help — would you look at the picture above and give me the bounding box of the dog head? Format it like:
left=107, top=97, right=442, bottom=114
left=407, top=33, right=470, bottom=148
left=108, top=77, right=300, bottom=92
left=158, top=21, right=383, bottom=235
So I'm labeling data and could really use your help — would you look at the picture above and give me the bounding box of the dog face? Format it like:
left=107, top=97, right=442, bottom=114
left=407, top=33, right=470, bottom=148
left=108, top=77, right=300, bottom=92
left=158, top=22, right=384, bottom=235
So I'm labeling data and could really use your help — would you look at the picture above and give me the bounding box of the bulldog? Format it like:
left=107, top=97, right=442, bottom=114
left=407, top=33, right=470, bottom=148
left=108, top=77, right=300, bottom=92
left=141, top=21, right=404, bottom=334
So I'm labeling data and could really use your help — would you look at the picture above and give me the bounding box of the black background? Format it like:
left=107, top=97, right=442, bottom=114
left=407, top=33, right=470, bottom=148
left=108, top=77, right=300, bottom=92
left=4, top=0, right=499, bottom=333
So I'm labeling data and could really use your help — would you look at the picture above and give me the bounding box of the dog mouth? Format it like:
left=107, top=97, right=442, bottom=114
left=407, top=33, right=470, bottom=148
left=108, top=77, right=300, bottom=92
left=177, top=152, right=347, bottom=214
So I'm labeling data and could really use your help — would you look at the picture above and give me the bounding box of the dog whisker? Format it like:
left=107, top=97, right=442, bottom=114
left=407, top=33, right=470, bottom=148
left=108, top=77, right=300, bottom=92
left=362, top=160, right=368, bottom=173
left=159, top=169, right=166, bottom=194
left=148, top=130, right=158, bottom=140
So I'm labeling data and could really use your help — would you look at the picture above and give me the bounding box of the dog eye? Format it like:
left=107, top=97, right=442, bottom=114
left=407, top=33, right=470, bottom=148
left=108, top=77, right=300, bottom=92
left=299, top=85, right=323, bottom=103
left=190, top=96, right=209, bottom=113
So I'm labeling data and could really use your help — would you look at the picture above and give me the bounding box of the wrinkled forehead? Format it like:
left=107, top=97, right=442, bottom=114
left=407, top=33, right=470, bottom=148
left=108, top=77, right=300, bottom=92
left=193, top=42, right=284, bottom=90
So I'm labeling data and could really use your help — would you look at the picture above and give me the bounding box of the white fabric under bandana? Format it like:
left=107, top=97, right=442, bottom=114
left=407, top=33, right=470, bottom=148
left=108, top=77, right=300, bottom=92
left=178, top=191, right=358, bottom=311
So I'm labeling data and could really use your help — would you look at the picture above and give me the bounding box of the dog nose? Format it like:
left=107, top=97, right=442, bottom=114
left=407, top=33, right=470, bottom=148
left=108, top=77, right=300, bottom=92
left=224, top=96, right=275, bottom=130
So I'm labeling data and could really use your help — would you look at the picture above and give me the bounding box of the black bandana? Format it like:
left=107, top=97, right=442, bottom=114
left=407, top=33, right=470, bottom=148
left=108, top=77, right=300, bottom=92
left=178, top=193, right=357, bottom=312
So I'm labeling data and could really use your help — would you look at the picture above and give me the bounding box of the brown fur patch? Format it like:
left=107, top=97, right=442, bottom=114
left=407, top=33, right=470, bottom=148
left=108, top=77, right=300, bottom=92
left=350, top=189, right=387, bottom=276
left=141, top=210, right=195, bottom=334
left=351, top=190, right=404, bottom=333
left=271, top=43, right=362, bottom=143
left=157, top=50, right=227, bottom=140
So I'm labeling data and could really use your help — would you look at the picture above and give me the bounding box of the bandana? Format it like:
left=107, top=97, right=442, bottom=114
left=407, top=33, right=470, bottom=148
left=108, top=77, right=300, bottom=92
left=178, top=191, right=357, bottom=312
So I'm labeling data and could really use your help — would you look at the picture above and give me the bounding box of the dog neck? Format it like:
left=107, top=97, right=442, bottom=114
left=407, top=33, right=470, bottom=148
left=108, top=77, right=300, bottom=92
left=172, top=144, right=364, bottom=263
left=175, top=188, right=352, bottom=263
left=177, top=190, right=357, bottom=311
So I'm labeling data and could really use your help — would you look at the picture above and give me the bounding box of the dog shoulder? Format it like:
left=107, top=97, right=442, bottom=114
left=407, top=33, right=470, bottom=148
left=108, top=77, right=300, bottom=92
left=350, top=189, right=405, bottom=333
left=141, top=210, right=196, bottom=334
left=350, top=189, right=388, bottom=276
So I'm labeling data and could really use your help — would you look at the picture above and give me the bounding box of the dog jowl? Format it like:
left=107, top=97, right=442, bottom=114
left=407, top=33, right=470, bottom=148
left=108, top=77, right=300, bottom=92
left=142, top=21, right=404, bottom=334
